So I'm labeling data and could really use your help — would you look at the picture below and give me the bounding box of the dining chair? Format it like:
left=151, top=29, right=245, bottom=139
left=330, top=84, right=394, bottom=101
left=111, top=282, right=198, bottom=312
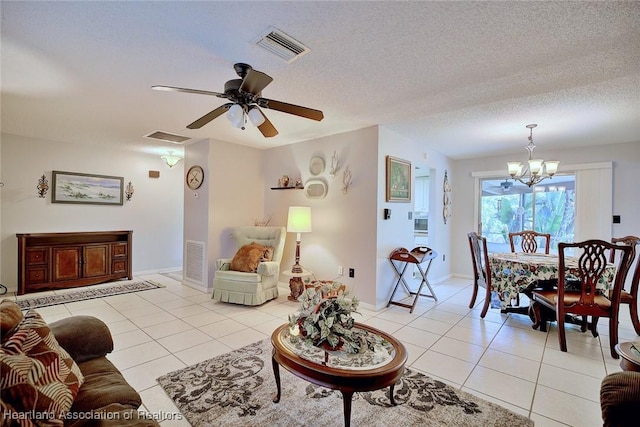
left=467, top=232, right=492, bottom=318
left=531, top=239, right=632, bottom=358
left=610, top=236, right=640, bottom=335
left=509, top=230, right=551, bottom=254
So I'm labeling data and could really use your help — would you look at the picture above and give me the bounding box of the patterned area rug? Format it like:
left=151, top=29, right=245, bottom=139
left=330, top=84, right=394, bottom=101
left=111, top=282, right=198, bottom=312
left=157, top=338, right=533, bottom=427
left=15, top=280, right=164, bottom=309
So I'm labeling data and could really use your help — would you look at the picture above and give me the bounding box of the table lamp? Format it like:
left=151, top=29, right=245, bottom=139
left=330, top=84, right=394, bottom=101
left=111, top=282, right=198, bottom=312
left=287, top=206, right=312, bottom=273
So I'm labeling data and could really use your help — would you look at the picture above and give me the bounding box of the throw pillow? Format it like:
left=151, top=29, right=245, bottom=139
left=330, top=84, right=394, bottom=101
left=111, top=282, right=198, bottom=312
left=0, top=299, right=24, bottom=339
left=262, top=246, right=275, bottom=262
left=0, top=309, right=85, bottom=425
left=230, top=242, right=272, bottom=272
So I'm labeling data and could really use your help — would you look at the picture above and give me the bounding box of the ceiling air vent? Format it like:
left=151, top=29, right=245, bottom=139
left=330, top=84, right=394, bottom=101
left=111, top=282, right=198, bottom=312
left=254, top=27, right=310, bottom=63
left=144, top=131, right=190, bottom=144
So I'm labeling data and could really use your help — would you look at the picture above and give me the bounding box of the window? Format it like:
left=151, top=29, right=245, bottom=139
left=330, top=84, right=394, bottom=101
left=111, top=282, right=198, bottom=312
left=479, top=176, right=575, bottom=253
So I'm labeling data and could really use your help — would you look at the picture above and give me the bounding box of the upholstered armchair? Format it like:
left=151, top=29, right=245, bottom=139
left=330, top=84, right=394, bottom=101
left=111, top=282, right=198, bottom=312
left=212, top=226, right=286, bottom=306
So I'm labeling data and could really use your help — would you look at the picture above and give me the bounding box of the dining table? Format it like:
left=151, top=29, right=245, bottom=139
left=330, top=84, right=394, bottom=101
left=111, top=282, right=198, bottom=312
left=487, top=252, right=617, bottom=311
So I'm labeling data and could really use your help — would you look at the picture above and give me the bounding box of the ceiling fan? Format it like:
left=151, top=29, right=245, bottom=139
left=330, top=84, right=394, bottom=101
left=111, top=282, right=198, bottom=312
left=483, top=179, right=515, bottom=195
left=500, top=180, right=513, bottom=192
left=152, top=63, right=324, bottom=138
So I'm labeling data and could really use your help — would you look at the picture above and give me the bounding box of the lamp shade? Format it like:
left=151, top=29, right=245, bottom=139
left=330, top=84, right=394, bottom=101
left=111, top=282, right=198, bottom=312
left=227, top=104, right=244, bottom=128
left=507, top=162, right=523, bottom=177
left=287, top=206, right=312, bottom=233
left=544, top=161, right=559, bottom=175
left=528, top=159, right=544, bottom=175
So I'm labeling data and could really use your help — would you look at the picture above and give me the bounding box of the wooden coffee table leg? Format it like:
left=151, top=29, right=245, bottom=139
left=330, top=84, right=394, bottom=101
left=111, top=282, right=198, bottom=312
left=341, top=390, right=354, bottom=427
left=272, top=356, right=281, bottom=403
left=389, top=384, right=397, bottom=405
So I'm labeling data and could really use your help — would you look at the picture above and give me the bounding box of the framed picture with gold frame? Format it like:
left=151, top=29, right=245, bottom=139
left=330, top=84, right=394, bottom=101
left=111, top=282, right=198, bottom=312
left=385, top=156, right=411, bottom=202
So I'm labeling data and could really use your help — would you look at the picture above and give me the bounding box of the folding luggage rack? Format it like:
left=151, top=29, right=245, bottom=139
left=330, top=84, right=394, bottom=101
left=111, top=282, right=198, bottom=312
left=387, top=246, right=438, bottom=313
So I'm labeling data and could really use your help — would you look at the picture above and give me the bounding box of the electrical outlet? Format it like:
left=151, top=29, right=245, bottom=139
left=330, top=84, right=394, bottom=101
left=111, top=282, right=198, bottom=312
left=349, top=268, right=355, bottom=278
left=338, top=266, right=344, bottom=276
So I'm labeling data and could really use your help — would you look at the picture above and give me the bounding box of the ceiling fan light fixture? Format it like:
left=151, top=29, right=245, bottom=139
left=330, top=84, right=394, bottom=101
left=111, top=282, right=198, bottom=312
left=248, top=106, right=266, bottom=127
left=231, top=115, right=244, bottom=129
left=227, top=104, right=243, bottom=121
left=154, top=63, right=324, bottom=137
left=227, top=104, right=245, bottom=129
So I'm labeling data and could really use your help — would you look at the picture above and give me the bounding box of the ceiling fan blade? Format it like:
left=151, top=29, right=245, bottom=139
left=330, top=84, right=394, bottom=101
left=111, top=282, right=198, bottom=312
left=239, top=69, right=273, bottom=95
left=187, top=103, right=233, bottom=129
left=258, top=98, right=324, bottom=121
left=152, top=85, right=227, bottom=98
left=257, top=113, right=279, bottom=138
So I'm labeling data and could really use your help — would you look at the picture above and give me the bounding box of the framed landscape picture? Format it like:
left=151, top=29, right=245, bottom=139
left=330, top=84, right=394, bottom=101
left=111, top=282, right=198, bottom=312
left=52, top=171, right=124, bottom=205
left=385, top=156, right=411, bottom=202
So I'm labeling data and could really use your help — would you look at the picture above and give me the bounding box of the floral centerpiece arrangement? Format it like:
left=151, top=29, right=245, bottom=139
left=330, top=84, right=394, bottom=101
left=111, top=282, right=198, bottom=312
left=288, top=281, right=376, bottom=354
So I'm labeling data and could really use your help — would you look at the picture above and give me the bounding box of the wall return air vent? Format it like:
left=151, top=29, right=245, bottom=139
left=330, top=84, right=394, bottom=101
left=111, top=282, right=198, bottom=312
left=254, top=27, right=310, bottom=63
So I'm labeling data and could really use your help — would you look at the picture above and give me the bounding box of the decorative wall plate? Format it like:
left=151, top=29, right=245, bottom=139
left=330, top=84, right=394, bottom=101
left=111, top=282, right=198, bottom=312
left=304, top=179, right=327, bottom=199
left=309, top=156, right=325, bottom=176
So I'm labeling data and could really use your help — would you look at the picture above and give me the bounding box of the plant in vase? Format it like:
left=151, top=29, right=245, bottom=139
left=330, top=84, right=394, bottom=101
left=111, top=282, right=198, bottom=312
left=288, top=282, right=376, bottom=354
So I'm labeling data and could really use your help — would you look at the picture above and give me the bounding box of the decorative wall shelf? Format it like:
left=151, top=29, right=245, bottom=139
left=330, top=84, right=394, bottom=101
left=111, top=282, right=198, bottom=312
left=270, top=187, right=304, bottom=190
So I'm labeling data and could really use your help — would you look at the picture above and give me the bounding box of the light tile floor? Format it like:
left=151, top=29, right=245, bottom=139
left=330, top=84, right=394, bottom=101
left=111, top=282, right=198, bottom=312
left=10, top=274, right=636, bottom=427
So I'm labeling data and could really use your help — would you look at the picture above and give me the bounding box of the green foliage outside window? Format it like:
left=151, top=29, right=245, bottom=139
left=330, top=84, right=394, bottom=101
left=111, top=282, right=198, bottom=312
left=480, top=179, right=575, bottom=252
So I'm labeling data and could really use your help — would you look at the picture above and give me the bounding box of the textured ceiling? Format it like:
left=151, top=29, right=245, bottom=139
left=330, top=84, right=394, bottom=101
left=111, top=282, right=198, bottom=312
left=2, top=1, right=639, bottom=159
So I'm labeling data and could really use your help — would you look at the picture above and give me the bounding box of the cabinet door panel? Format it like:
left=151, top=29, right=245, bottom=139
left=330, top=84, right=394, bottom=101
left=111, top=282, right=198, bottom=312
left=53, top=247, right=81, bottom=281
left=84, top=244, right=109, bottom=277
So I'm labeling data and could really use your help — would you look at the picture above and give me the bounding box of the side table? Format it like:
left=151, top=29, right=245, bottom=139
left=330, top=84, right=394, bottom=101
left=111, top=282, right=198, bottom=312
left=615, top=342, right=640, bottom=372
left=387, top=246, right=438, bottom=313
left=282, top=268, right=313, bottom=301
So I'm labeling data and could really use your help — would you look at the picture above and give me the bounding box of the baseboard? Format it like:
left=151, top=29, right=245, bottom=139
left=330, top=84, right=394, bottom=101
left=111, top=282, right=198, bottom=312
left=182, top=278, right=212, bottom=293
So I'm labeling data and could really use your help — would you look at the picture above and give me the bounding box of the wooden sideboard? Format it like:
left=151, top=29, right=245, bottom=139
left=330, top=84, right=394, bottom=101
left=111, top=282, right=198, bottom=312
left=17, top=231, right=132, bottom=295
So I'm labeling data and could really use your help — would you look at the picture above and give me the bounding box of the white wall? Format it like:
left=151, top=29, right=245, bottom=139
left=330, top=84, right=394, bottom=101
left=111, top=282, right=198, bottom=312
left=0, top=133, right=185, bottom=292
left=182, top=139, right=211, bottom=289
left=182, top=138, right=264, bottom=291
left=186, top=125, right=457, bottom=310
left=377, top=127, right=453, bottom=309
left=208, top=139, right=265, bottom=287
left=451, top=140, right=640, bottom=278
left=263, top=127, right=380, bottom=306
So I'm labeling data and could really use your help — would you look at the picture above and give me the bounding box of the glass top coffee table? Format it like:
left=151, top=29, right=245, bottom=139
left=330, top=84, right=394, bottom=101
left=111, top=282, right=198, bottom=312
left=271, top=323, right=407, bottom=427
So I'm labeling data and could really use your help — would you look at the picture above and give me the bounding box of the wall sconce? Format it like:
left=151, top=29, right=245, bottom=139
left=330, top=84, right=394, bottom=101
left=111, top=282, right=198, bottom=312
left=329, top=150, right=339, bottom=178
left=37, top=174, right=49, bottom=198
left=342, top=166, right=352, bottom=194
left=125, top=181, right=134, bottom=201
left=161, top=152, right=182, bottom=168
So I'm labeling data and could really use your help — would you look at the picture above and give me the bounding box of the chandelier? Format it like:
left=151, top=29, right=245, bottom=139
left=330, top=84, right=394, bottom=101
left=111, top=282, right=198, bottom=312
left=507, top=124, right=559, bottom=187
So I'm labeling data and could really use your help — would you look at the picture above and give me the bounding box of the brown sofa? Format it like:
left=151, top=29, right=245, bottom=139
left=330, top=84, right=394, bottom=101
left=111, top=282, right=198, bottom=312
left=600, top=371, right=640, bottom=427
left=1, top=300, right=160, bottom=426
